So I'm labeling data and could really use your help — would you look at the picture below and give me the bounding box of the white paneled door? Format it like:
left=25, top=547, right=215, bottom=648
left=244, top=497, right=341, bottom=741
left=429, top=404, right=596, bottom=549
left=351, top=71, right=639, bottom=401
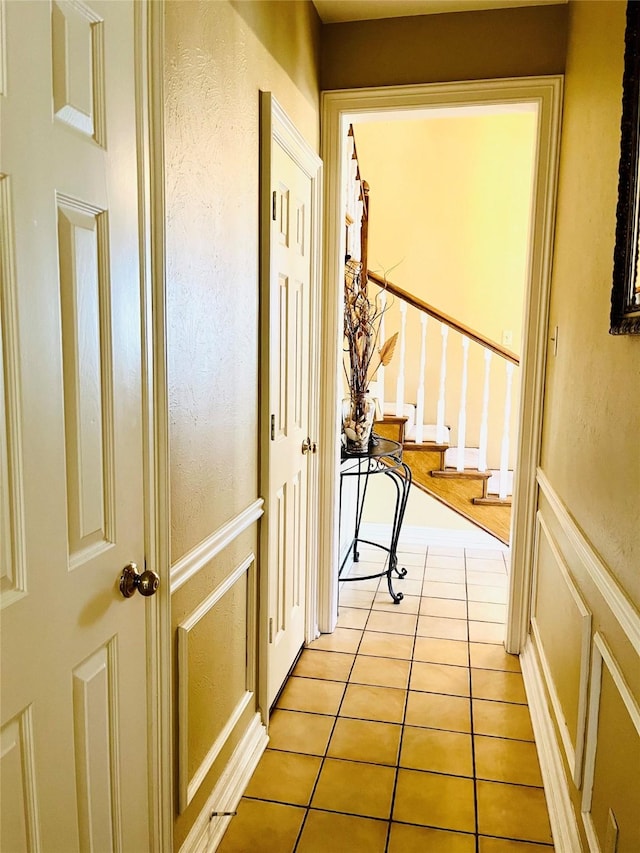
left=262, top=95, right=321, bottom=707
left=1, top=2, right=151, bottom=849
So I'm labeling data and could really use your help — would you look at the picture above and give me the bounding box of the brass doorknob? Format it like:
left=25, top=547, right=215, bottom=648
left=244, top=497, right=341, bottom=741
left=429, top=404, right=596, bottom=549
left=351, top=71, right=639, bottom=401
left=119, top=563, right=159, bottom=598
left=301, top=437, right=312, bottom=454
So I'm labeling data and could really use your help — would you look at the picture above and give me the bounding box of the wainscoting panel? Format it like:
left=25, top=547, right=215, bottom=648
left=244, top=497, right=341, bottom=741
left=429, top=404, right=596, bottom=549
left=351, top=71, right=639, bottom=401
left=531, top=512, right=591, bottom=787
left=582, top=633, right=640, bottom=852
left=177, top=554, right=256, bottom=812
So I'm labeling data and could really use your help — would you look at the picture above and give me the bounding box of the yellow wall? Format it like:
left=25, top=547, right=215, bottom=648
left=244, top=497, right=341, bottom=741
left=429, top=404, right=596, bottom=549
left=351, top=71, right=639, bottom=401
left=164, top=1, right=320, bottom=846
left=353, top=114, right=536, bottom=468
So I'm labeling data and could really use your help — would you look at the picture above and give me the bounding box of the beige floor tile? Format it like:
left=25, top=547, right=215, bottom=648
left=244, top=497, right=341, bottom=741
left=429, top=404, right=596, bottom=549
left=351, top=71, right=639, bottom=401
left=307, top=627, right=363, bottom=654
left=420, top=596, right=467, bottom=619
left=350, top=654, right=411, bottom=689
left=244, top=750, right=321, bottom=806
left=396, top=550, right=427, bottom=566
left=426, top=555, right=466, bottom=569
left=328, top=717, right=401, bottom=765
left=401, top=726, right=473, bottom=776
left=338, top=587, right=377, bottom=609
left=479, top=836, right=553, bottom=851
left=340, top=683, right=406, bottom=723
left=267, top=710, right=334, bottom=756
left=422, top=581, right=467, bottom=600
left=465, top=549, right=505, bottom=561
left=473, top=699, right=535, bottom=741
left=311, top=758, right=396, bottom=820
left=424, top=567, right=467, bottom=584
left=469, top=621, right=505, bottom=644
left=366, top=609, right=418, bottom=635
left=372, top=591, right=421, bottom=613
left=297, top=810, right=388, bottom=853
left=411, top=661, right=470, bottom=696
left=388, top=577, right=423, bottom=597
left=276, top=676, right=345, bottom=715
left=341, top=575, right=380, bottom=591
left=405, top=690, right=471, bottom=733
left=467, top=571, right=508, bottom=587
left=393, top=769, right=476, bottom=832
left=388, top=823, right=475, bottom=853
left=337, top=607, right=369, bottom=630
left=293, top=649, right=355, bottom=682
left=217, top=799, right=304, bottom=853
left=417, top=615, right=468, bottom=641
left=474, top=736, right=543, bottom=787
left=470, top=643, right=521, bottom=673
left=468, top=602, right=507, bottom=624
left=472, top=669, right=527, bottom=704
left=413, top=637, right=469, bottom=666
left=467, top=585, right=508, bottom=604
left=346, top=559, right=386, bottom=576
left=358, top=630, right=414, bottom=659
left=476, top=780, right=553, bottom=844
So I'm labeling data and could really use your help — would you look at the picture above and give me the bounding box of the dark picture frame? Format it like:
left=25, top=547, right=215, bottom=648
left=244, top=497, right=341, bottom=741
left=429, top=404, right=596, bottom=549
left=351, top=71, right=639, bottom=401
left=611, top=1, right=640, bottom=335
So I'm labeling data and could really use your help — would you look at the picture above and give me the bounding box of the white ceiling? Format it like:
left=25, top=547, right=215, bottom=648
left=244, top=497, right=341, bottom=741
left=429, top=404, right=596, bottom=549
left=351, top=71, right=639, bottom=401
left=312, top=0, right=566, bottom=25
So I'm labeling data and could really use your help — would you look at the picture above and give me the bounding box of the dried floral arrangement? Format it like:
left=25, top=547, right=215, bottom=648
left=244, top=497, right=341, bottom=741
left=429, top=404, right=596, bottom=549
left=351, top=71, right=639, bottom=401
left=343, top=260, right=397, bottom=449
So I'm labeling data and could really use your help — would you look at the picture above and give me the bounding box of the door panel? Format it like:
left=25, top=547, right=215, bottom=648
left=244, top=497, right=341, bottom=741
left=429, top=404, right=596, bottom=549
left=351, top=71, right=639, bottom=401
left=0, top=2, right=149, bottom=848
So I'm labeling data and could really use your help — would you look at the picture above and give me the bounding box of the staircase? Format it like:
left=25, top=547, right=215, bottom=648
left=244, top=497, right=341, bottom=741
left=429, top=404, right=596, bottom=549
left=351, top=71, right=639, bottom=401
left=344, top=126, right=518, bottom=545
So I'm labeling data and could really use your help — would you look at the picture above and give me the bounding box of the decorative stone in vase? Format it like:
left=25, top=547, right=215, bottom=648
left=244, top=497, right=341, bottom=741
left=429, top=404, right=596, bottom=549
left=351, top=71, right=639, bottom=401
left=342, top=392, right=375, bottom=452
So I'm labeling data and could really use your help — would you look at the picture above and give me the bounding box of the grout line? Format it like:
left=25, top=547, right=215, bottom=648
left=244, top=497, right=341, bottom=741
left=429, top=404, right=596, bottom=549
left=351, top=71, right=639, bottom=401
left=464, top=546, right=481, bottom=853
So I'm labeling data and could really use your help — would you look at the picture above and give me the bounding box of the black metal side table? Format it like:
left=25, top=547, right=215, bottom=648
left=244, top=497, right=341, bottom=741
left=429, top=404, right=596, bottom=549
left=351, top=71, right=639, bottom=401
left=339, top=435, right=412, bottom=603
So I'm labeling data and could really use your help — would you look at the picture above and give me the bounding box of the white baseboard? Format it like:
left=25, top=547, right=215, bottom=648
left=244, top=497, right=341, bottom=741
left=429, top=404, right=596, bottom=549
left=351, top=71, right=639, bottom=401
left=520, top=639, right=583, bottom=852
left=179, top=713, right=268, bottom=853
left=359, top=521, right=507, bottom=550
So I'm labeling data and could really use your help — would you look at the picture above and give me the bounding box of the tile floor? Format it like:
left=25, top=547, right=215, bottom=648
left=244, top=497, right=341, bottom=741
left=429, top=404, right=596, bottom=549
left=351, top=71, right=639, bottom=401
left=219, top=544, right=554, bottom=852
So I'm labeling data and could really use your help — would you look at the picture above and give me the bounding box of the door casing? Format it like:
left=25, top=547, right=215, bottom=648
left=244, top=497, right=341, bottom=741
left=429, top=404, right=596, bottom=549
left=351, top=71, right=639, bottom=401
left=319, top=77, right=564, bottom=652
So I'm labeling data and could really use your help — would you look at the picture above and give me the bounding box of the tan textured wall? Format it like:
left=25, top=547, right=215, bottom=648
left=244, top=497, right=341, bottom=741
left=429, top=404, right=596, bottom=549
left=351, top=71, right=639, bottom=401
left=540, top=0, right=639, bottom=605
left=533, top=3, right=640, bottom=849
left=321, top=4, right=568, bottom=91
left=164, top=1, right=320, bottom=846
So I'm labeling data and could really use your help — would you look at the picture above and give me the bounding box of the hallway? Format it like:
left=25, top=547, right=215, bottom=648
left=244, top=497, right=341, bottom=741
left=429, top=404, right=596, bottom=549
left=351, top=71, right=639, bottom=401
left=219, top=543, right=554, bottom=851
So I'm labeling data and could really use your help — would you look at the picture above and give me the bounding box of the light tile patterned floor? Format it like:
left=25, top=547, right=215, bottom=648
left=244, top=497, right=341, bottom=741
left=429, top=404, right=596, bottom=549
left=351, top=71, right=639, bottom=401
left=219, top=545, right=554, bottom=852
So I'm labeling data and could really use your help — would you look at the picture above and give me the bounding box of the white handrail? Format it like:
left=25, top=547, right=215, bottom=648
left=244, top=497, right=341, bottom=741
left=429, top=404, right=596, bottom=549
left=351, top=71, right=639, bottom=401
left=377, top=290, right=387, bottom=408
left=456, top=337, right=470, bottom=472
left=395, top=301, right=407, bottom=417
left=478, top=349, right=492, bottom=472
left=499, top=362, right=515, bottom=499
left=414, top=313, right=428, bottom=443
left=436, top=324, right=449, bottom=444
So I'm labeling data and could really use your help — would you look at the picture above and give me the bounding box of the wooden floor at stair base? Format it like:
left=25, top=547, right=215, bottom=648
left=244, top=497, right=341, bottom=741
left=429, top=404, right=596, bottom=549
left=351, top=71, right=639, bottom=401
left=403, top=449, right=511, bottom=544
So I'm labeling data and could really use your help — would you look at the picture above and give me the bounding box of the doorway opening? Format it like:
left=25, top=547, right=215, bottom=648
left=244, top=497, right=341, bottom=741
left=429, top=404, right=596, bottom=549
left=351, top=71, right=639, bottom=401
left=317, top=78, right=563, bottom=654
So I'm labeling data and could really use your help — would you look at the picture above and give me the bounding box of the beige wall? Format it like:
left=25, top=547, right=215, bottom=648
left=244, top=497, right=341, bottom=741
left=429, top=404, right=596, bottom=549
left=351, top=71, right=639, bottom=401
left=163, top=1, right=320, bottom=846
left=321, top=4, right=568, bottom=91
left=354, top=114, right=536, bottom=468
left=532, top=2, right=640, bottom=850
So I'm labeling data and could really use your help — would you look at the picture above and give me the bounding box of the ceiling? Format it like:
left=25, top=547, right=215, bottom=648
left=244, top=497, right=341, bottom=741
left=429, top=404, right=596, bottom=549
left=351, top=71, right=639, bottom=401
left=312, top=0, right=566, bottom=25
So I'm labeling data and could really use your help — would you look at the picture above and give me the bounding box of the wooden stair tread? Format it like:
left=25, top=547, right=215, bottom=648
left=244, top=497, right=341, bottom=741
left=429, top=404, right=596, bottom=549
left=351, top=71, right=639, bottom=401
left=403, top=441, right=450, bottom=452
left=432, top=468, right=491, bottom=480
left=473, top=495, right=512, bottom=507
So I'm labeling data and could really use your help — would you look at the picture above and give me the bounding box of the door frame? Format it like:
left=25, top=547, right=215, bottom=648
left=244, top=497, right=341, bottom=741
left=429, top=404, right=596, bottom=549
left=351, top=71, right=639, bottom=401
left=135, top=1, right=173, bottom=848
left=319, top=77, right=563, bottom=652
left=258, top=92, right=323, bottom=717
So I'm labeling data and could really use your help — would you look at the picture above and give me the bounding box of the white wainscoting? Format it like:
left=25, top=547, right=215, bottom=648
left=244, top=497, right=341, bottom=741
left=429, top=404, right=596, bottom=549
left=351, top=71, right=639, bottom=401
left=177, top=553, right=257, bottom=812
left=531, top=512, right=592, bottom=787
left=581, top=632, right=640, bottom=852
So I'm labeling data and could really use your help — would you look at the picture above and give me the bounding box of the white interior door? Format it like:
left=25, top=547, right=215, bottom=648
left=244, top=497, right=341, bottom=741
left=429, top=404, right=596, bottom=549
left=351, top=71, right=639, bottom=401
left=1, top=2, right=151, bottom=848
left=262, top=96, right=321, bottom=708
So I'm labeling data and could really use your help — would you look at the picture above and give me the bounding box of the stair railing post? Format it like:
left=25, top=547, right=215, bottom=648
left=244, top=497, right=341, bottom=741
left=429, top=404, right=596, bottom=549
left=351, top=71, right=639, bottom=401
left=456, top=337, right=470, bottom=472
left=478, top=349, right=492, bottom=472
left=414, top=313, right=428, bottom=444
left=499, top=362, right=515, bottom=500
left=377, top=289, right=387, bottom=412
left=395, top=301, right=407, bottom=418
left=436, top=323, right=449, bottom=444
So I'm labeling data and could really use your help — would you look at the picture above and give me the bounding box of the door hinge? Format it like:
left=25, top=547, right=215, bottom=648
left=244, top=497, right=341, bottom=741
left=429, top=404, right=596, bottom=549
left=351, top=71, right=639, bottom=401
left=272, top=190, right=277, bottom=221
left=270, top=414, right=275, bottom=440
left=268, top=617, right=274, bottom=643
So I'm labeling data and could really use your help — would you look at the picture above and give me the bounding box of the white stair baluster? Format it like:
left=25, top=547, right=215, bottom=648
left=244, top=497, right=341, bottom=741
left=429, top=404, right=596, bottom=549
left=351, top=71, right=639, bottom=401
left=395, top=301, right=407, bottom=417
left=478, top=349, right=492, bottom=472
left=414, top=314, right=428, bottom=444
left=499, top=362, right=515, bottom=499
left=456, top=337, right=470, bottom=471
left=377, top=290, right=387, bottom=411
left=436, top=324, right=449, bottom=444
